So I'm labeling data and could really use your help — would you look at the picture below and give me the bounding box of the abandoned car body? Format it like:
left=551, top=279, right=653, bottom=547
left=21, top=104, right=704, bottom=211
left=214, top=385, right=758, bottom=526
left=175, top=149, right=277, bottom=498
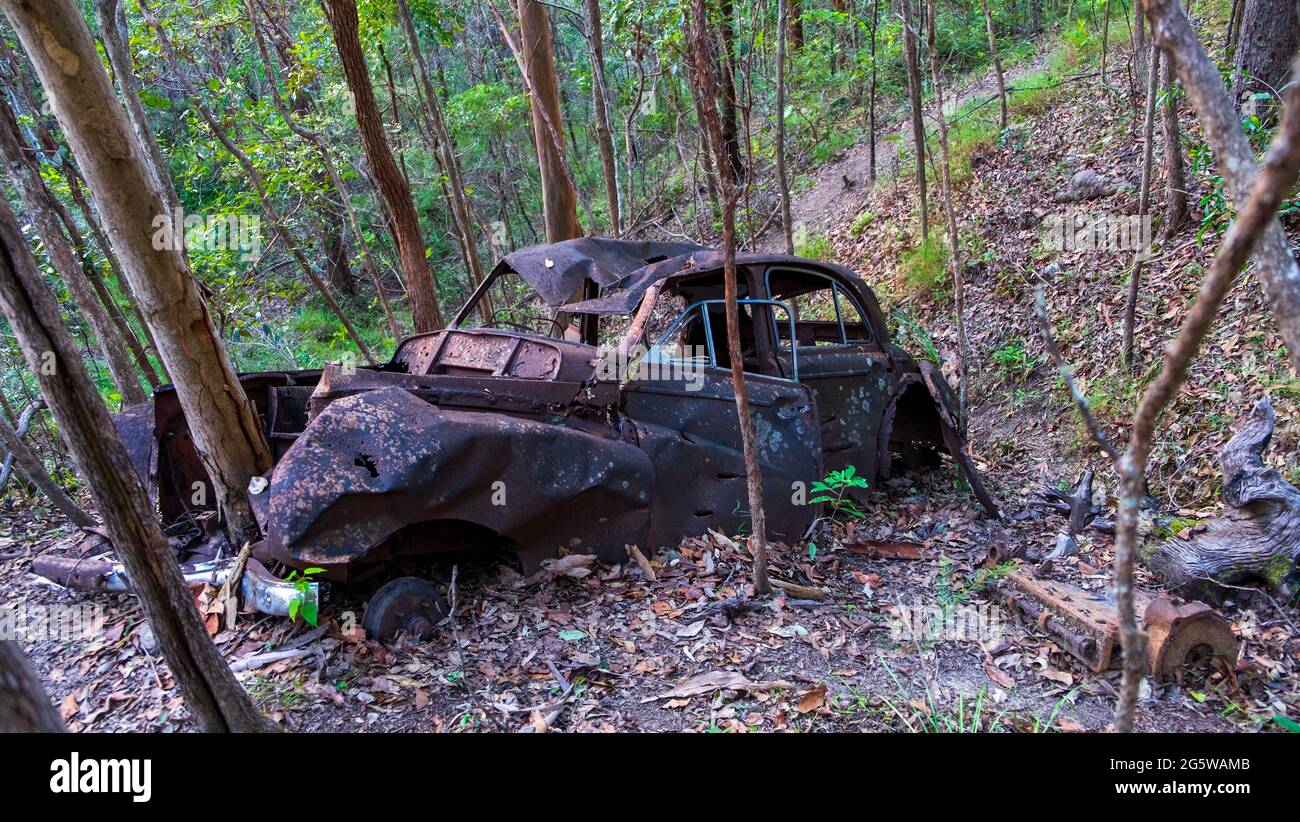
left=35, top=238, right=998, bottom=638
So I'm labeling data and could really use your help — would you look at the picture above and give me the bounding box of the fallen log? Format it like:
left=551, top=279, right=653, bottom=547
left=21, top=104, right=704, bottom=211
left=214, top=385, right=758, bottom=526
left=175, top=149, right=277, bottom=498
left=1144, top=398, right=1300, bottom=599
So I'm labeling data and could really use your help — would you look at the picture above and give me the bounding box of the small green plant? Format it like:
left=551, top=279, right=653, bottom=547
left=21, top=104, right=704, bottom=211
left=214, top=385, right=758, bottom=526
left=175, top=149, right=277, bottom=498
left=810, top=465, right=868, bottom=520
left=286, top=567, right=323, bottom=626
left=849, top=210, right=876, bottom=237
left=990, top=338, right=1038, bottom=381
left=795, top=232, right=833, bottom=261
left=1031, top=689, right=1080, bottom=733
left=934, top=556, right=1016, bottom=618
left=807, top=465, right=868, bottom=559
left=896, top=235, right=949, bottom=300
left=890, top=308, right=941, bottom=365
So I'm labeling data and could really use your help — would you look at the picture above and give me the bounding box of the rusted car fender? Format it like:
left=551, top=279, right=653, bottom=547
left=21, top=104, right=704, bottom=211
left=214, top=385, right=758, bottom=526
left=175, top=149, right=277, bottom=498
left=878, top=361, right=1000, bottom=519
left=262, top=387, right=654, bottom=577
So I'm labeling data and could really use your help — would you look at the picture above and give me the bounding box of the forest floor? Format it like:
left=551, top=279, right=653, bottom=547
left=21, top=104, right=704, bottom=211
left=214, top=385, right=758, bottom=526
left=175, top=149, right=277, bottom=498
left=3, top=24, right=1298, bottom=733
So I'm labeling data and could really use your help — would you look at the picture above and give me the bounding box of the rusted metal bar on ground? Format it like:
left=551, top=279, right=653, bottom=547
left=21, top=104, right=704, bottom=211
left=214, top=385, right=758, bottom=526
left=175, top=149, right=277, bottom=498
left=998, top=568, right=1238, bottom=679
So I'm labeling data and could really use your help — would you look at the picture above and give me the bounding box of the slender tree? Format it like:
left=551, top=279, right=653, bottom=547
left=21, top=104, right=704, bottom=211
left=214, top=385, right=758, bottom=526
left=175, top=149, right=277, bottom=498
left=718, top=0, right=745, bottom=184
left=1100, top=0, right=1111, bottom=84
left=982, top=0, right=1008, bottom=128
left=582, top=0, right=622, bottom=236
left=902, top=0, right=929, bottom=239
left=688, top=0, right=770, bottom=595
left=395, top=0, right=492, bottom=321
left=926, top=0, right=970, bottom=417
left=1161, top=56, right=1188, bottom=238
left=323, top=0, right=444, bottom=332
left=4, top=0, right=272, bottom=548
left=776, top=0, right=794, bottom=254
left=1121, top=48, right=1161, bottom=368
left=868, top=0, right=880, bottom=180
left=510, top=0, right=584, bottom=243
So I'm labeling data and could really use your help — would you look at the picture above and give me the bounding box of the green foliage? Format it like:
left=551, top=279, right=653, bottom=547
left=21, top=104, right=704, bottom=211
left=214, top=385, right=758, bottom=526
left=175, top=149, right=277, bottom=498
left=795, top=232, right=833, bottom=261
left=810, top=465, right=869, bottom=520
left=896, top=235, right=949, bottom=300
left=990, top=337, right=1038, bottom=381
left=285, top=567, right=324, bottom=626
left=934, top=556, right=1016, bottom=618
left=808, top=464, right=868, bottom=559
left=889, top=307, right=940, bottom=365
left=849, top=210, right=876, bottom=236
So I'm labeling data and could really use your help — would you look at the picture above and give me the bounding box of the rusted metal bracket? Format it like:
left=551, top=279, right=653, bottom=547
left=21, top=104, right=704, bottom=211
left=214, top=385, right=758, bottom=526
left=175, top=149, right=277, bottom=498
left=31, top=554, right=315, bottom=618
left=999, top=568, right=1238, bottom=679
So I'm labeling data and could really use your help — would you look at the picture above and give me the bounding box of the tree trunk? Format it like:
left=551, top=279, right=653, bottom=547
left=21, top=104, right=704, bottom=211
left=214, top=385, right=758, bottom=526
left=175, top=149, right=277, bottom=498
left=902, top=0, right=929, bottom=239
left=1100, top=0, right=1111, bottom=85
left=1230, top=0, right=1299, bottom=107
left=718, top=0, right=745, bottom=184
left=323, top=0, right=444, bottom=332
left=1223, top=0, right=1244, bottom=62
left=0, top=641, right=65, bottom=732
left=1146, top=398, right=1300, bottom=599
left=1132, top=0, right=1147, bottom=118
left=775, top=0, right=794, bottom=254
left=1121, top=48, right=1161, bottom=368
left=582, top=0, right=622, bottom=236
left=0, top=190, right=271, bottom=732
left=5, top=0, right=273, bottom=548
left=927, top=0, right=970, bottom=419
left=321, top=216, right=357, bottom=297
left=395, top=0, right=492, bottom=321
left=514, top=0, right=583, bottom=243
left=868, top=0, right=880, bottom=180
left=0, top=94, right=146, bottom=408
left=688, top=0, right=770, bottom=596
left=787, top=0, right=805, bottom=50
left=1162, top=55, right=1189, bottom=239
left=983, top=0, right=1008, bottom=128
left=94, top=0, right=177, bottom=213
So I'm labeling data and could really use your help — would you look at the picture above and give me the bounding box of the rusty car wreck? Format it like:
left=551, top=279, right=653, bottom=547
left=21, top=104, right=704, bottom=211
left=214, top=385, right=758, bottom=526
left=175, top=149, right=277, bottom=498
left=35, top=238, right=998, bottom=640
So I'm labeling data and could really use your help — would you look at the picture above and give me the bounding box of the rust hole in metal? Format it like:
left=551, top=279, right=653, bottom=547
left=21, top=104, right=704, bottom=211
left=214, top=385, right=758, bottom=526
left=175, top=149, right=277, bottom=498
left=354, top=453, right=378, bottom=478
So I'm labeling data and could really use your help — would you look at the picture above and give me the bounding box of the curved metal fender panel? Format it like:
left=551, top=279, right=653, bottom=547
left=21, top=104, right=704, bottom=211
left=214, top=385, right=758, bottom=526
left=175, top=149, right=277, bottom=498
left=917, top=361, right=1001, bottom=519
left=264, top=387, right=653, bottom=570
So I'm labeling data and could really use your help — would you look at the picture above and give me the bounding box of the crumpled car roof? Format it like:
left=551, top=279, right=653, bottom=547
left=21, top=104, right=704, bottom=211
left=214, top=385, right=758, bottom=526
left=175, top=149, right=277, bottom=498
left=496, top=237, right=709, bottom=307
left=558, top=250, right=876, bottom=316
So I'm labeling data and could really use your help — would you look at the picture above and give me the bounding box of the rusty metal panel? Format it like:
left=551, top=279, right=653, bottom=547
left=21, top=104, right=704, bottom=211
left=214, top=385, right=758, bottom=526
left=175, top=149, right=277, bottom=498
left=264, top=387, right=653, bottom=577
left=622, top=369, right=821, bottom=548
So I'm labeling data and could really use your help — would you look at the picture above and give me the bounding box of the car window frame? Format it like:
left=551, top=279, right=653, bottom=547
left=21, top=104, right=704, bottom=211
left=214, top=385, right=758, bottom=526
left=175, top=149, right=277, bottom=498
left=763, top=266, right=875, bottom=351
left=649, top=298, right=800, bottom=382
